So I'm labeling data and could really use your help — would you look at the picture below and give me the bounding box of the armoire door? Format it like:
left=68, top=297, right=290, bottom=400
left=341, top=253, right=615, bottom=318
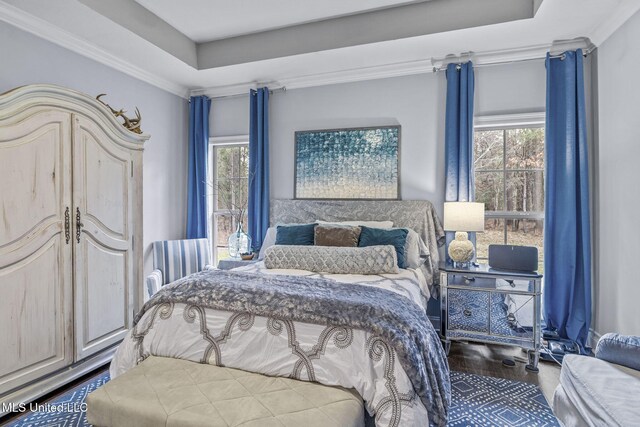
left=73, top=114, right=134, bottom=361
left=0, top=110, right=73, bottom=394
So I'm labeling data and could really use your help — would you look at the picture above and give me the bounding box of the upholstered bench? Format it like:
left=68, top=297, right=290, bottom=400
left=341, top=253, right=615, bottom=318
left=87, top=356, right=365, bottom=427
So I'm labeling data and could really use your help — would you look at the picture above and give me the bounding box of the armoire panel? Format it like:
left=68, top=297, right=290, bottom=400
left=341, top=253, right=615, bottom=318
left=83, top=238, right=127, bottom=344
left=73, top=114, right=135, bottom=361
left=0, top=112, right=69, bottom=248
left=78, top=128, right=128, bottom=238
left=0, top=237, right=70, bottom=394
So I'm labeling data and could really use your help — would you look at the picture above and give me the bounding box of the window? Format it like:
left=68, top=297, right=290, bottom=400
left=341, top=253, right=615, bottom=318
left=207, top=137, right=249, bottom=264
left=474, top=116, right=545, bottom=272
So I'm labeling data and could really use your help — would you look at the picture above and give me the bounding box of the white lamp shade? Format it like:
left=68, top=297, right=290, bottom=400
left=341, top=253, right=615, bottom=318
left=443, top=202, right=485, bottom=232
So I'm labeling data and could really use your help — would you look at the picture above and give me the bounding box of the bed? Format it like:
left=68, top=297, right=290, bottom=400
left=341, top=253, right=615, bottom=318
left=111, top=200, right=449, bottom=427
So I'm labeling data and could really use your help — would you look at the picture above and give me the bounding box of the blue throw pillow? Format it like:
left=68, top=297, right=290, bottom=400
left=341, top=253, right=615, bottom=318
left=275, top=223, right=316, bottom=246
left=358, top=226, right=409, bottom=268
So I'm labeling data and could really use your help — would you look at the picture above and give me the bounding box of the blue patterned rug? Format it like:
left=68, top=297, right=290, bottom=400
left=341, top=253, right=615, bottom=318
left=5, top=370, right=558, bottom=426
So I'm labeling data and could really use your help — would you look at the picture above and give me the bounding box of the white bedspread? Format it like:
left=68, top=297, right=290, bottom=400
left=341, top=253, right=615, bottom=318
left=111, top=262, right=438, bottom=427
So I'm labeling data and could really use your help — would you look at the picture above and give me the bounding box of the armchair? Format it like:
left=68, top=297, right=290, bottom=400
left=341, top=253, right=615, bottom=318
left=145, top=238, right=212, bottom=301
left=552, top=333, right=640, bottom=426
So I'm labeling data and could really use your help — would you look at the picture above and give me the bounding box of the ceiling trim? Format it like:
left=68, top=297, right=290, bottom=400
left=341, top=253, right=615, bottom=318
left=0, top=1, right=190, bottom=98
left=589, top=2, right=640, bottom=46
left=191, top=59, right=434, bottom=98
left=192, top=39, right=595, bottom=98
left=78, top=0, right=198, bottom=68
left=431, top=38, right=594, bottom=70
left=196, top=0, right=535, bottom=70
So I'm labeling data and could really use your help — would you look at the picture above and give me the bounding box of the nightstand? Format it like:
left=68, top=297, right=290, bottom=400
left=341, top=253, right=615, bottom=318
left=217, top=258, right=258, bottom=270
left=439, top=261, right=543, bottom=372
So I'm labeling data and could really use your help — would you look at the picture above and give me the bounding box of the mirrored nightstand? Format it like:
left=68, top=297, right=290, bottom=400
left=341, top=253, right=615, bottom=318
left=439, top=261, right=543, bottom=372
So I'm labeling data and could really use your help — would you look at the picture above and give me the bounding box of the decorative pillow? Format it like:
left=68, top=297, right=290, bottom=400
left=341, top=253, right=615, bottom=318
left=316, top=220, right=394, bottom=228
left=275, top=223, right=316, bottom=246
left=264, top=245, right=399, bottom=274
left=314, top=224, right=361, bottom=247
left=595, top=333, right=640, bottom=371
left=358, top=226, right=409, bottom=269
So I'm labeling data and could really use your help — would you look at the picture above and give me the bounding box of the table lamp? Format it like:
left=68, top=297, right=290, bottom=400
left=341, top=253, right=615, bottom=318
left=444, top=202, right=485, bottom=268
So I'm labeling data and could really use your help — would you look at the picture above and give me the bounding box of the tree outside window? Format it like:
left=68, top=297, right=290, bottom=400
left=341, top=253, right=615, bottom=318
left=474, top=120, right=545, bottom=272
left=207, top=142, right=249, bottom=263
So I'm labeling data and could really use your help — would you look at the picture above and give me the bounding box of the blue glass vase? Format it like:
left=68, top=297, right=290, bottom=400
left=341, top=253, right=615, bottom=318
left=228, top=224, right=251, bottom=259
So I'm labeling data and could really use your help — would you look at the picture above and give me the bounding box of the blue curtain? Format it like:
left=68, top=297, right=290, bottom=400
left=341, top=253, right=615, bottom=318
left=248, top=88, right=270, bottom=250
left=444, top=62, right=475, bottom=259
left=544, top=49, right=592, bottom=349
left=186, top=95, right=211, bottom=239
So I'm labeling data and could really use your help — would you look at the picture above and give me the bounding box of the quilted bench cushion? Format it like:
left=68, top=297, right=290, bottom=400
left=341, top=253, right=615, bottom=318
left=87, top=356, right=364, bottom=427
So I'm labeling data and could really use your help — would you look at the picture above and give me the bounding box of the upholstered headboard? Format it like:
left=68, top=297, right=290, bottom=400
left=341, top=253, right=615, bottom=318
left=270, top=199, right=445, bottom=286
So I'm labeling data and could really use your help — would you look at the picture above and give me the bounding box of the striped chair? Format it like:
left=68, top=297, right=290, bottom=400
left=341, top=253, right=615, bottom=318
left=145, top=238, right=212, bottom=301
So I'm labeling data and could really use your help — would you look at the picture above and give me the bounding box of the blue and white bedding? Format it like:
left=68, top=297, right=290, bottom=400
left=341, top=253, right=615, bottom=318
left=111, top=262, right=450, bottom=427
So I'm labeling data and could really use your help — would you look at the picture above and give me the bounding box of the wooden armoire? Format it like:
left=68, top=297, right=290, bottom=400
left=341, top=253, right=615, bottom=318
left=0, top=85, right=147, bottom=408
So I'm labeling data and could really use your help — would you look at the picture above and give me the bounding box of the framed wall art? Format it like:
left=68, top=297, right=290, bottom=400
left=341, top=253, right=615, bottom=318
left=294, top=125, right=400, bottom=200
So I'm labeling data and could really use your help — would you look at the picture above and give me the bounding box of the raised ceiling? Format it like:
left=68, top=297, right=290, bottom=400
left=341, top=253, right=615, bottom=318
left=1, top=0, right=639, bottom=98
left=134, top=0, right=426, bottom=42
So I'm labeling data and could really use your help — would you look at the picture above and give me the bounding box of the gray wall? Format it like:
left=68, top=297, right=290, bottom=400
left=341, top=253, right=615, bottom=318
left=210, top=60, right=547, bottom=221
left=594, top=9, right=640, bottom=336
left=0, top=21, right=189, bottom=276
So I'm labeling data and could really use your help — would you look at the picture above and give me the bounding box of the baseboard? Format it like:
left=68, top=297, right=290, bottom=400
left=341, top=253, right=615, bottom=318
left=0, top=345, right=116, bottom=417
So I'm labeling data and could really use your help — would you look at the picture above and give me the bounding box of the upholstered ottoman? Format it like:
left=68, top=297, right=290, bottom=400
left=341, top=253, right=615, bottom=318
left=87, top=356, right=364, bottom=427
left=552, top=354, right=640, bottom=426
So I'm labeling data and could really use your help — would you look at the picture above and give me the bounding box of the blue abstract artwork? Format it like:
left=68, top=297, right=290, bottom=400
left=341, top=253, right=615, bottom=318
left=295, top=126, right=400, bottom=199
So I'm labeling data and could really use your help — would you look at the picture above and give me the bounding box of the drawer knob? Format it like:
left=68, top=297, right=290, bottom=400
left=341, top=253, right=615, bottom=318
left=463, top=309, right=472, bottom=317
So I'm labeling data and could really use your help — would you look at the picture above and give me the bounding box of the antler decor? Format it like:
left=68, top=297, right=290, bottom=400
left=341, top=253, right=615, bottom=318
left=96, top=94, right=143, bottom=134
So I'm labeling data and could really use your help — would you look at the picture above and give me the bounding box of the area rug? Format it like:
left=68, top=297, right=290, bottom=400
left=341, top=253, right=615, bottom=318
left=5, top=370, right=558, bottom=426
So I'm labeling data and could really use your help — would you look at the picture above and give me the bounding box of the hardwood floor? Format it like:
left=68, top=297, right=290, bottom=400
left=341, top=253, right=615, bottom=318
left=448, top=341, right=561, bottom=403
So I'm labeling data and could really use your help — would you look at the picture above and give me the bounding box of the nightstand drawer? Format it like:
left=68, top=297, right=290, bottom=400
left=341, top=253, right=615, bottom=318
left=448, top=289, right=489, bottom=333
left=447, top=274, right=496, bottom=289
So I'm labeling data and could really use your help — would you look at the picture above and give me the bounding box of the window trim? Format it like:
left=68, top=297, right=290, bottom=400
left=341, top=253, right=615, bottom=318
left=208, top=135, right=250, bottom=264
left=474, top=112, right=545, bottom=130
left=473, top=113, right=545, bottom=261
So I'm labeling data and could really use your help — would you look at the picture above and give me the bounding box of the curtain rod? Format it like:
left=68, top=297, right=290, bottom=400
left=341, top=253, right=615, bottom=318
left=191, top=86, right=286, bottom=101
left=433, top=48, right=594, bottom=73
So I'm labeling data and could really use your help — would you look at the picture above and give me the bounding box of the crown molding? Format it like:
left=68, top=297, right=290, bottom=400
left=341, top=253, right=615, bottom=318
left=191, top=82, right=278, bottom=98
left=431, top=38, right=595, bottom=70
left=589, top=2, right=640, bottom=46
left=192, top=59, right=433, bottom=98
left=0, top=1, right=190, bottom=99
left=194, top=40, right=595, bottom=98
left=283, top=59, right=433, bottom=90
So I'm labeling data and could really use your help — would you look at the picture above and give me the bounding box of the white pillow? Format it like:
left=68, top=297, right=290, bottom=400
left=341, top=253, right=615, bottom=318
left=316, top=220, right=394, bottom=228
left=404, top=228, right=430, bottom=269
left=258, top=226, right=278, bottom=260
